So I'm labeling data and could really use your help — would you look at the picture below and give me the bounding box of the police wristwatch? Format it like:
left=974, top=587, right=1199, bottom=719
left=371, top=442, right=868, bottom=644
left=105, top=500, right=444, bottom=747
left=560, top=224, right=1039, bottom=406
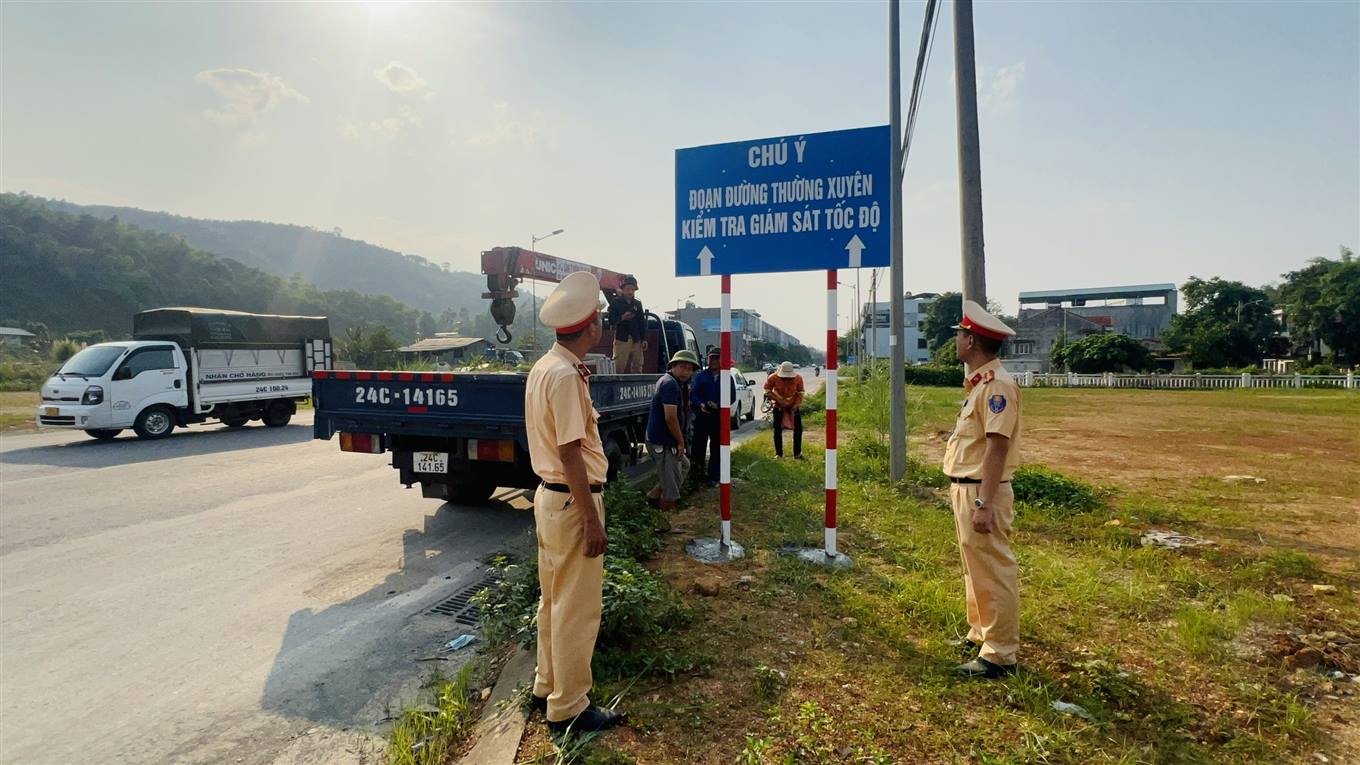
left=973, top=497, right=987, bottom=510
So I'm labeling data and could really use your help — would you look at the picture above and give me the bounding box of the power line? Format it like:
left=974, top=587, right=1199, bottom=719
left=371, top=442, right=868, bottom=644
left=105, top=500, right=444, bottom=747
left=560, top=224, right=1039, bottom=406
left=901, top=0, right=942, bottom=174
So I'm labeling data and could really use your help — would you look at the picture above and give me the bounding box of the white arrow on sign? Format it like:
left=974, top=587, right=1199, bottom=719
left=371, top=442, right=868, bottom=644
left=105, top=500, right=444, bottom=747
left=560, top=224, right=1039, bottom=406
left=697, top=246, right=715, bottom=276
left=845, top=235, right=866, bottom=268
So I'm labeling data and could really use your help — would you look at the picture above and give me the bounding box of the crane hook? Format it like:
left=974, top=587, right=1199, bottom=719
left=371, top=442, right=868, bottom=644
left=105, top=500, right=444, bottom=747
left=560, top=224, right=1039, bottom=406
left=496, top=325, right=513, bottom=344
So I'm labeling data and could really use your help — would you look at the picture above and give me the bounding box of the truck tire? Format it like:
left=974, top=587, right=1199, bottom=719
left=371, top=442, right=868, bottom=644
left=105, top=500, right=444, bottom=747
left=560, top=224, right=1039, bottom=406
left=731, top=404, right=742, bottom=431
left=85, top=429, right=122, bottom=441
left=744, top=403, right=755, bottom=421
left=262, top=401, right=292, bottom=428
left=449, top=481, right=497, bottom=505
left=604, top=436, right=626, bottom=483
left=133, top=406, right=176, bottom=440
left=221, top=414, right=249, bottom=428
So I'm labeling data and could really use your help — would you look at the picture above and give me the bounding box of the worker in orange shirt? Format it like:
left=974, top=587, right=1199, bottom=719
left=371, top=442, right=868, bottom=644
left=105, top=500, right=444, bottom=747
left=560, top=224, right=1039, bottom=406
left=763, top=361, right=805, bottom=459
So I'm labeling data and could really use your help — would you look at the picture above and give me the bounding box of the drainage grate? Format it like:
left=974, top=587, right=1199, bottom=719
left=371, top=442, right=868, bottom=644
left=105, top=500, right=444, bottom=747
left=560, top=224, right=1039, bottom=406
left=428, top=572, right=499, bottom=626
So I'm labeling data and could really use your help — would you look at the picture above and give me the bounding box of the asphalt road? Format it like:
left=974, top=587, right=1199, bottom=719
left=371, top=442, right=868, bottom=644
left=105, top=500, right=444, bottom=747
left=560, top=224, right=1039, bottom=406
left=0, top=370, right=822, bottom=764
left=0, top=413, right=532, bottom=765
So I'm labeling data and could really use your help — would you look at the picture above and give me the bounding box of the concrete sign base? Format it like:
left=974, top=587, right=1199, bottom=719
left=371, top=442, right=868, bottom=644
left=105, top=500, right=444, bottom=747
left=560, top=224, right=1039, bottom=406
left=778, top=545, right=854, bottom=570
left=686, top=537, right=746, bottom=564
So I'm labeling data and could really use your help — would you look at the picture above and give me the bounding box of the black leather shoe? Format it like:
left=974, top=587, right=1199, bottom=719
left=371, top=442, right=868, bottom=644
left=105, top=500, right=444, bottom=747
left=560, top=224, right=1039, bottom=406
left=956, top=658, right=1016, bottom=679
left=529, top=694, right=548, bottom=714
left=547, top=705, right=625, bottom=735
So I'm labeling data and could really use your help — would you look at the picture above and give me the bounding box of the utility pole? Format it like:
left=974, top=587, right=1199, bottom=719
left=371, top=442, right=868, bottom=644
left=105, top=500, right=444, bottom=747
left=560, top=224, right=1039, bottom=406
left=888, top=0, right=907, bottom=482
left=870, top=269, right=879, bottom=374
left=954, top=0, right=986, bottom=306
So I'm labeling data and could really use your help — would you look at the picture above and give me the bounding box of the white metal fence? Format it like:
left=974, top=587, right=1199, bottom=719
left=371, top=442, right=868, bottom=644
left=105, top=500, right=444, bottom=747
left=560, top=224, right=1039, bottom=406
left=1019, top=372, right=1357, bottom=390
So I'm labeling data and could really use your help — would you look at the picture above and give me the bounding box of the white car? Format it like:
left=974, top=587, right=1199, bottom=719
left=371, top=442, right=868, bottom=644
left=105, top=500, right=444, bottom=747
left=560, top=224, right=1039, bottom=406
left=730, top=370, right=757, bottom=428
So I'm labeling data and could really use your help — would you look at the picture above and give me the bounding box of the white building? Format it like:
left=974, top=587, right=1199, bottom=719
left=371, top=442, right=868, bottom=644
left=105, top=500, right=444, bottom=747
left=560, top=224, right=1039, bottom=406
left=861, top=293, right=941, bottom=365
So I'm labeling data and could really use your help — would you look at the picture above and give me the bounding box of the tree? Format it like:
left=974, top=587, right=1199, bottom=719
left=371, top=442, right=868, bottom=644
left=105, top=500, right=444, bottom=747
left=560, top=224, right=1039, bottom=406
left=1050, top=333, right=1154, bottom=373
left=417, top=311, right=437, bottom=338
left=339, top=324, right=401, bottom=367
left=920, top=292, right=962, bottom=351
left=1049, top=331, right=1069, bottom=372
left=1278, top=246, right=1359, bottom=364
left=1164, top=277, right=1276, bottom=369
left=931, top=337, right=961, bottom=367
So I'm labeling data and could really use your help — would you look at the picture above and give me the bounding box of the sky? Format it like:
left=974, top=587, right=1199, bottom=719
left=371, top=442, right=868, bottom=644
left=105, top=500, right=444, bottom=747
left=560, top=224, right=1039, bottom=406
left=3, top=1, right=1357, bottom=347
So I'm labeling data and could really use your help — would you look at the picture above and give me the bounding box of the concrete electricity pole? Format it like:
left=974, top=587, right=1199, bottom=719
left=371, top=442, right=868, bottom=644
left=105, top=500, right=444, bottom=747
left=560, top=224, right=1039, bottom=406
left=953, top=0, right=987, bottom=306
left=888, top=0, right=908, bottom=482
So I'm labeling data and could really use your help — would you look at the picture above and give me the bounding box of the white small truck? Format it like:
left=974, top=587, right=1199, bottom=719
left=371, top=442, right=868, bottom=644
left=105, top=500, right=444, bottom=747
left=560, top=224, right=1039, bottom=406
left=37, top=308, right=332, bottom=440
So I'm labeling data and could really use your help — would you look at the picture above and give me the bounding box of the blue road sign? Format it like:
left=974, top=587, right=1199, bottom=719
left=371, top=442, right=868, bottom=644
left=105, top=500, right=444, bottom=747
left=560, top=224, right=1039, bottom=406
left=675, top=125, right=891, bottom=277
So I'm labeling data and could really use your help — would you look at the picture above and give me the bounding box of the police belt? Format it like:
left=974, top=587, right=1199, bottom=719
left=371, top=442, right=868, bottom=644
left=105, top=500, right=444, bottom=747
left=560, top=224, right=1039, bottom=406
left=542, top=482, right=604, bottom=494
left=948, top=476, right=1010, bottom=485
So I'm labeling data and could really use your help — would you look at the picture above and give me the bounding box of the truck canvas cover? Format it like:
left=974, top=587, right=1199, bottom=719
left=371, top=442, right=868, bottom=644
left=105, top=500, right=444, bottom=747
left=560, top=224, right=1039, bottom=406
left=133, top=308, right=330, bottom=348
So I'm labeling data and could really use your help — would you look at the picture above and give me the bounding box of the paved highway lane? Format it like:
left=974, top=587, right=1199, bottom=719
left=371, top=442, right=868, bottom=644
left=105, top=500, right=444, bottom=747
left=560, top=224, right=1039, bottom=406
left=0, top=374, right=815, bottom=764
left=0, top=414, right=532, bottom=765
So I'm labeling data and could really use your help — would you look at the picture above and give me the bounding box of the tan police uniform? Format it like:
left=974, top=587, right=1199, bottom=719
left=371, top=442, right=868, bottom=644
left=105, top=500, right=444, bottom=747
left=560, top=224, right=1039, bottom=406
left=942, top=301, right=1022, bottom=667
left=524, top=271, right=610, bottom=723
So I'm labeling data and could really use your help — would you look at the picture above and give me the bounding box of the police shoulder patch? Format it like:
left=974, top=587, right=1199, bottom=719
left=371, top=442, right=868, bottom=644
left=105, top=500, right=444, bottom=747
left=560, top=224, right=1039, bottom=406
left=988, top=394, right=1007, bottom=414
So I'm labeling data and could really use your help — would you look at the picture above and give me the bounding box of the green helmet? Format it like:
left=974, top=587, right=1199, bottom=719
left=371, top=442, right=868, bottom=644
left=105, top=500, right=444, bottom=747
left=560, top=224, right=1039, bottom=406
left=667, top=349, right=700, bottom=369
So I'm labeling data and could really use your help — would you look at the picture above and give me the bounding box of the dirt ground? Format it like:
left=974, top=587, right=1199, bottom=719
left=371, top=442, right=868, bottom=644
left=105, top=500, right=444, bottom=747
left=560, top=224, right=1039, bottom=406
left=914, top=388, right=1360, bottom=573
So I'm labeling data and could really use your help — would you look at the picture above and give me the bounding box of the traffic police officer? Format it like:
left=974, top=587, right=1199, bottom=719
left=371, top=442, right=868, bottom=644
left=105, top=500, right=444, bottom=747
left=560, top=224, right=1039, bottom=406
left=943, top=299, right=1022, bottom=679
left=524, top=271, right=624, bottom=733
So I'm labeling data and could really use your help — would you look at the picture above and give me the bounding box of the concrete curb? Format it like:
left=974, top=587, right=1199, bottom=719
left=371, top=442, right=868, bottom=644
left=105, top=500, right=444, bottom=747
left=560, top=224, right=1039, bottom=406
left=457, top=648, right=535, bottom=765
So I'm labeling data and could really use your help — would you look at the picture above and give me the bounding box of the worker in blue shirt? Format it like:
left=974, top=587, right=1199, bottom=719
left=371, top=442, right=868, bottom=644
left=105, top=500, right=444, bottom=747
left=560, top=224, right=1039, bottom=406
left=689, top=348, right=735, bottom=486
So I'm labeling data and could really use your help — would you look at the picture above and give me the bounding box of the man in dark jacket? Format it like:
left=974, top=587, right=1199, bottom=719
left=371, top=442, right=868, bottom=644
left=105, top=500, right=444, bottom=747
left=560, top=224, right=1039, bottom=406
left=689, top=348, right=735, bottom=486
left=607, top=276, right=647, bottom=373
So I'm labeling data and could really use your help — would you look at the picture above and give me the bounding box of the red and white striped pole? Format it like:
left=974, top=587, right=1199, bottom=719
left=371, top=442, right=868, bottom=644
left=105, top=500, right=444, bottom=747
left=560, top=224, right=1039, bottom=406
left=825, top=269, right=838, bottom=556
left=719, top=274, right=733, bottom=547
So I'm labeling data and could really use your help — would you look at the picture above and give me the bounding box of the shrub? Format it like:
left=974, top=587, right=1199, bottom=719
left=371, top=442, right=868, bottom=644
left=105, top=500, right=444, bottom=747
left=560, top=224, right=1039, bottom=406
left=1011, top=465, right=1103, bottom=515
left=50, top=338, right=83, bottom=363
left=604, top=481, right=668, bottom=561
left=475, top=482, right=691, bottom=679
left=840, top=432, right=889, bottom=480
left=903, top=365, right=964, bottom=387
left=1297, top=363, right=1339, bottom=375
left=1051, top=333, right=1155, bottom=373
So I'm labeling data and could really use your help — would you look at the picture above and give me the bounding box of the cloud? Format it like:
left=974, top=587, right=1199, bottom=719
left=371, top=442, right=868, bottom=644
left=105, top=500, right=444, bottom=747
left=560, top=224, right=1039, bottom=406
left=339, top=105, right=423, bottom=141
left=977, top=62, right=1025, bottom=117
left=375, top=61, right=428, bottom=93
left=195, top=68, right=308, bottom=127
left=464, top=102, right=546, bottom=148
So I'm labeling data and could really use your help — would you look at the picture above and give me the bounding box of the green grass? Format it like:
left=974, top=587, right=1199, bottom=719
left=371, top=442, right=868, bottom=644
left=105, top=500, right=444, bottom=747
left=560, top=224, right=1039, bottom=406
left=385, top=663, right=480, bottom=765
left=511, top=381, right=1357, bottom=764
left=554, top=379, right=1360, bottom=765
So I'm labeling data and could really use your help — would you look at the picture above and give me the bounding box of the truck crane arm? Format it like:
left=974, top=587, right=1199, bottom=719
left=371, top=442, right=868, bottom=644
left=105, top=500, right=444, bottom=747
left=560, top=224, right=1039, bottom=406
left=480, top=246, right=632, bottom=344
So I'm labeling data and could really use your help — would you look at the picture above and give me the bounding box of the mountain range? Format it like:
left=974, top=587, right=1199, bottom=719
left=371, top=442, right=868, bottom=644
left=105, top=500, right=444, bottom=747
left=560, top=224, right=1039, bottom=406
left=34, top=197, right=488, bottom=317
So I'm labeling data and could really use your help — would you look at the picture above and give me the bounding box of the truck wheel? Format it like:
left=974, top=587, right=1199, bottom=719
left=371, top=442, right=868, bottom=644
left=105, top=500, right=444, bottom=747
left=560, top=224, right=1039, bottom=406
left=221, top=414, right=249, bottom=428
left=449, top=481, right=496, bottom=504
left=744, top=403, right=755, bottom=421
left=262, top=401, right=292, bottom=427
left=85, top=429, right=122, bottom=441
left=731, top=404, right=742, bottom=431
left=604, top=437, right=625, bottom=483
left=133, top=407, right=176, bottom=440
